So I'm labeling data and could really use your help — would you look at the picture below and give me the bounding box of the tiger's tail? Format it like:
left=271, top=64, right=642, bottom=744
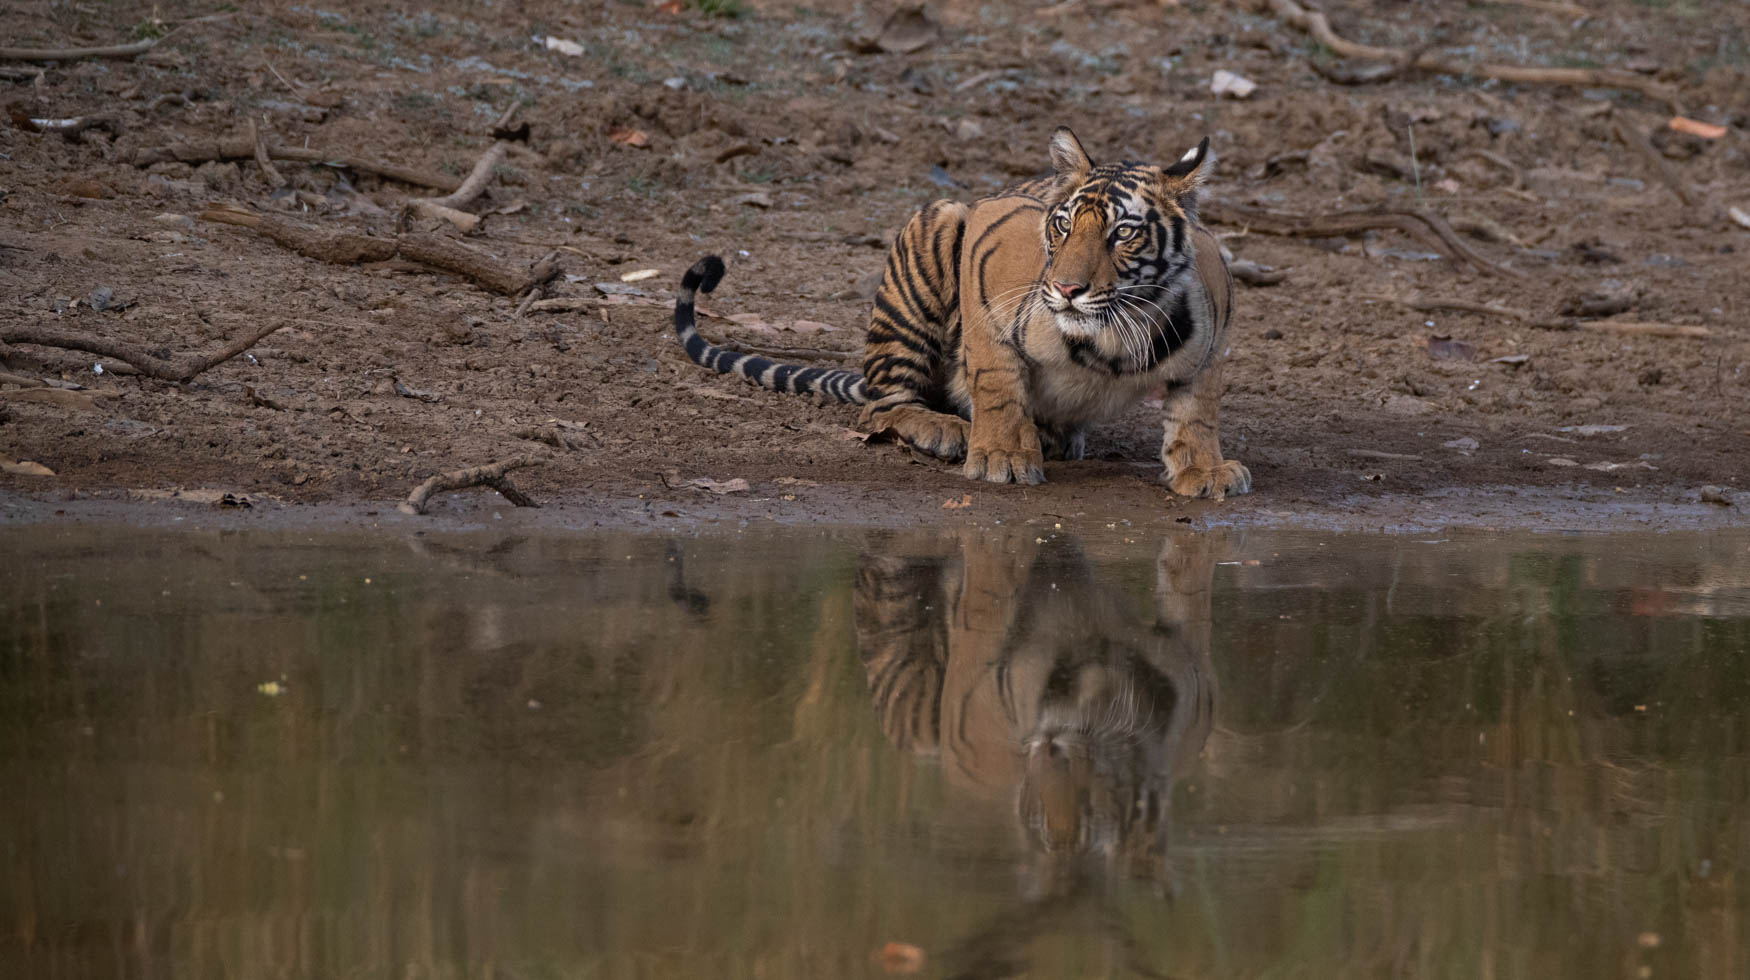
left=673, top=256, right=869, bottom=404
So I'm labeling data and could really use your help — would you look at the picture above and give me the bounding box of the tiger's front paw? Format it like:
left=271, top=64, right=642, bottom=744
left=964, top=426, right=1045, bottom=485
left=1161, top=459, right=1251, bottom=500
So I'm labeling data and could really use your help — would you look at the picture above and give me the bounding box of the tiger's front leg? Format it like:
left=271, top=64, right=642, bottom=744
left=960, top=324, right=1045, bottom=485
left=1159, top=356, right=1251, bottom=500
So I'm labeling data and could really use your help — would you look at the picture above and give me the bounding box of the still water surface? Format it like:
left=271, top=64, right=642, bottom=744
left=3, top=525, right=1749, bottom=979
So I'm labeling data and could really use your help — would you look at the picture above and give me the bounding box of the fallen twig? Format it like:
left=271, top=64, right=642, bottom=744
left=0, top=38, right=159, bottom=62
left=134, top=137, right=460, bottom=193
left=0, top=386, right=121, bottom=411
left=0, top=321, right=286, bottom=382
left=426, top=142, right=506, bottom=210
left=1205, top=200, right=1518, bottom=277
left=513, top=287, right=541, bottom=318
left=1240, top=0, right=1681, bottom=111
left=399, top=456, right=542, bottom=515
left=247, top=118, right=287, bottom=190
left=143, top=89, right=195, bottom=112
left=1612, top=118, right=1697, bottom=207
left=1371, top=294, right=1712, bottom=337
left=1486, top=0, right=1590, bottom=15
left=514, top=425, right=596, bottom=450
left=1448, top=214, right=1526, bottom=247
left=8, top=106, right=123, bottom=139
left=407, top=141, right=507, bottom=232
left=1459, top=148, right=1525, bottom=189
left=199, top=206, right=560, bottom=296
left=1230, top=259, right=1288, bottom=286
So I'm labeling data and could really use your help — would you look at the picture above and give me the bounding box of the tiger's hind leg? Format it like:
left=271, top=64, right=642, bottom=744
left=862, top=395, right=969, bottom=460
left=1037, top=422, right=1086, bottom=462
left=858, top=200, right=971, bottom=462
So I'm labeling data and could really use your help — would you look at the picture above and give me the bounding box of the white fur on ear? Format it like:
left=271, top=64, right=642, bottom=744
left=1162, top=136, right=1211, bottom=181
left=1049, top=126, right=1094, bottom=175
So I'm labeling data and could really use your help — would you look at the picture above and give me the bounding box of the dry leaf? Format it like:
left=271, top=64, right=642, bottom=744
left=608, top=129, right=650, bottom=148
left=942, top=494, right=973, bottom=509
left=789, top=319, right=838, bottom=334
left=1729, top=206, right=1750, bottom=231
left=689, top=477, right=750, bottom=494
left=619, top=268, right=661, bottom=282
left=841, top=428, right=872, bottom=441
left=543, top=36, right=585, bottom=56
left=653, top=0, right=683, bottom=12
left=1668, top=116, right=1727, bottom=140
left=2, top=459, right=55, bottom=477
left=878, top=941, right=926, bottom=974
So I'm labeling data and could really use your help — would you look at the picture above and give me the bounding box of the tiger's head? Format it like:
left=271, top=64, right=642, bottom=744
left=1038, top=127, right=1212, bottom=339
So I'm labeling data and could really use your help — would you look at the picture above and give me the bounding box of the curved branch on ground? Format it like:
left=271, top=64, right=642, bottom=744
left=1242, top=0, right=1683, bottom=112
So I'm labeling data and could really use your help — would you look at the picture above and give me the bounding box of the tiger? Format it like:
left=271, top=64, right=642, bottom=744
left=852, top=529, right=1217, bottom=893
left=673, top=126, right=1251, bottom=499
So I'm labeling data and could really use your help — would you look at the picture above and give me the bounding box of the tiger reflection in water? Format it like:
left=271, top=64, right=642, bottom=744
left=853, top=530, right=1216, bottom=895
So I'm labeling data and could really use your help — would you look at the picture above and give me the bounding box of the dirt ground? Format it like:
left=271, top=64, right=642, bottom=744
left=2, top=0, right=1747, bottom=532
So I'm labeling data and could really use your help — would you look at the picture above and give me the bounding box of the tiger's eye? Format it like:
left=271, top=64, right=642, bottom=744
left=1113, top=224, right=1138, bottom=241
left=1052, top=214, right=1071, bottom=234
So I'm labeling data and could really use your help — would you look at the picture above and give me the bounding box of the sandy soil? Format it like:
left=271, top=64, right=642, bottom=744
left=2, top=0, right=1747, bottom=531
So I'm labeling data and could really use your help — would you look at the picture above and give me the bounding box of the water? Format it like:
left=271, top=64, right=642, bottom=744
left=3, top=525, right=1749, bottom=979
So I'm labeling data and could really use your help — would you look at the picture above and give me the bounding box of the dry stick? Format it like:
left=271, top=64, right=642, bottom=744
left=399, top=456, right=543, bottom=515
left=1611, top=119, right=1697, bottom=207
left=1243, top=0, right=1682, bottom=111
left=133, top=138, right=461, bottom=193
left=1375, top=294, right=1713, bottom=338
left=1485, top=0, right=1590, bottom=16
left=1203, top=200, right=1518, bottom=277
left=1461, top=148, right=1525, bottom=189
left=514, top=426, right=596, bottom=451
left=0, top=38, right=159, bottom=61
left=408, top=141, right=507, bottom=232
left=247, top=118, right=288, bottom=190
left=263, top=59, right=303, bottom=95
left=0, top=321, right=287, bottom=382
left=199, top=207, right=559, bottom=296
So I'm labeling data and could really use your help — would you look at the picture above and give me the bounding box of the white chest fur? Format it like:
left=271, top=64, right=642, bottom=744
left=1013, top=278, right=1215, bottom=428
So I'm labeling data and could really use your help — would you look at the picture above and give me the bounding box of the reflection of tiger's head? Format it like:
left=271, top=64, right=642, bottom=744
left=854, top=533, right=1215, bottom=888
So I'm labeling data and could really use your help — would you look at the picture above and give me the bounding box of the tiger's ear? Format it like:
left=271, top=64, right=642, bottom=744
left=1049, top=126, right=1094, bottom=176
left=1161, top=137, right=1212, bottom=193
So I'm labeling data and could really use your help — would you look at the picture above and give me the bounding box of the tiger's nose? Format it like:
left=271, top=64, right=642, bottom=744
left=1054, top=280, right=1087, bottom=298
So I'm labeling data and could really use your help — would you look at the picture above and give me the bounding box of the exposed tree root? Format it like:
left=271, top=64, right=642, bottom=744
left=0, top=39, right=158, bottom=61
left=1203, top=200, right=1519, bottom=278
left=1240, top=0, right=1683, bottom=112
left=399, top=456, right=543, bottom=515
left=0, top=321, right=286, bottom=382
left=1376, top=295, right=1713, bottom=337
left=134, top=137, right=461, bottom=193
left=200, top=206, right=560, bottom=296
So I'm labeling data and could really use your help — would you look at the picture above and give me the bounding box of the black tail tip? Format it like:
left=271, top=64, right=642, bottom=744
left=681, top=255, right=727, bottom=294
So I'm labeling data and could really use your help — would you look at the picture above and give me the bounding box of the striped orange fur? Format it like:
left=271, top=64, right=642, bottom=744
left=673, top=126, right=1251, bottom=498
